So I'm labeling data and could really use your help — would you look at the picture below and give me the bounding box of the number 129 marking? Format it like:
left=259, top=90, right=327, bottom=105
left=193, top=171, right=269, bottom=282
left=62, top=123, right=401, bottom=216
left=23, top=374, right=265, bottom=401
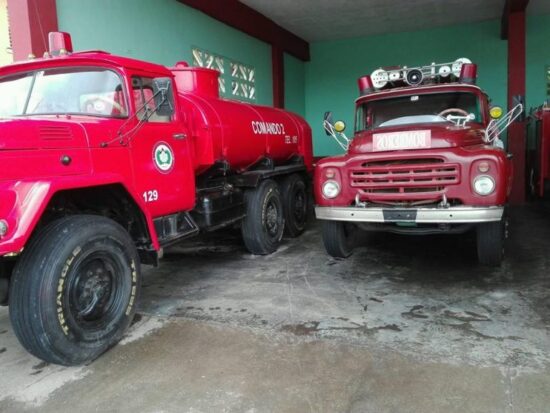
left=143, top=190, right=159, bottom=202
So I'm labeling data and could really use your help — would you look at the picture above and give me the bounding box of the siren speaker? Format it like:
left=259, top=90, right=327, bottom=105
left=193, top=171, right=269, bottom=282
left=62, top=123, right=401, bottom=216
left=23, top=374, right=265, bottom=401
left=405, top=68, right=423, bottom=86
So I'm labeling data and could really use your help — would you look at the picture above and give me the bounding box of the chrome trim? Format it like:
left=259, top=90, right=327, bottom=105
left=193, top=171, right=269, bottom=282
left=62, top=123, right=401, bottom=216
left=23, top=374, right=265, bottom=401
left=315, top=206, right=504, bottom=224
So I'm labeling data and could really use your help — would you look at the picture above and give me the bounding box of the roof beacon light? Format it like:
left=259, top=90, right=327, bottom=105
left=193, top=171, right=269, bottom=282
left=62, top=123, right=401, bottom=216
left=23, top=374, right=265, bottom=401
left=367, top=57, right=475, bottom=91
left=357, top=75, right=375, bottom=96
left=48, top=32, right=73, bottom=56
left=459, top=63, right=478, bottom=85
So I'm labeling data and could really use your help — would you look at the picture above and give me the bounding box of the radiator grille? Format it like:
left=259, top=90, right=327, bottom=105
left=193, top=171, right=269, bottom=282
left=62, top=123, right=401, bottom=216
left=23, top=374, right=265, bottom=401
left=350, top=158, right=460, bottom=204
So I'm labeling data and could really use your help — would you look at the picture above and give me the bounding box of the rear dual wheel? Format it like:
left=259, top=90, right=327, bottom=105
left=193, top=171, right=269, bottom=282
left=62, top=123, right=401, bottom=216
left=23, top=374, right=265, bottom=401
left=9, top=215, right=140, bottom=366
left=281, top=174, right=309, bottom=238
left=242, top=175, right=309, bottom=254
left=242, top=179, right=285, bottom=255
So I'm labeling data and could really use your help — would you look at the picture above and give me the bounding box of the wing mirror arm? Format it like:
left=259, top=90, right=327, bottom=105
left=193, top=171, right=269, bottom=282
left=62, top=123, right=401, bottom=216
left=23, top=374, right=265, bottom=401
left=323, top=111, right=349, bottom=151
left=484, top=103, right=524, bottom=146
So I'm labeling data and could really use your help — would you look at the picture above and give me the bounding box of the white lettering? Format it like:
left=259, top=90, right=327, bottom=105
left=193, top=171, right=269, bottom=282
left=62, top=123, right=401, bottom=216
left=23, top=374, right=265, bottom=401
left=251, top=121, right=286, bottom=136
left=373, top=130, right=431, bottom=152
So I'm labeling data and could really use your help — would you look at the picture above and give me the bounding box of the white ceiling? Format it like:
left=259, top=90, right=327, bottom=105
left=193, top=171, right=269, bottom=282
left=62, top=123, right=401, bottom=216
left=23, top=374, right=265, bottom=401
left=240, top=0, right=550, bottom=42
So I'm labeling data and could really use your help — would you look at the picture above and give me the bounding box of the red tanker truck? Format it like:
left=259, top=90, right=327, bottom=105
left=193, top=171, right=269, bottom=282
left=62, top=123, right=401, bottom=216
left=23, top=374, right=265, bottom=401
left=0, top=32, right=312, bottom=365
left=316, top=59, right=523, bottom=266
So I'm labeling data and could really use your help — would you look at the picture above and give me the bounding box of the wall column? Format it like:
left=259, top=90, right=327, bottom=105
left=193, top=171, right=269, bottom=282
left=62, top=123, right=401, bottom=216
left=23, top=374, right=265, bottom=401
left=507, top=10, right=527, bottom=204
left=272, top=46, right=285, bottom=108
left=7, top=0, right=58, bottom=61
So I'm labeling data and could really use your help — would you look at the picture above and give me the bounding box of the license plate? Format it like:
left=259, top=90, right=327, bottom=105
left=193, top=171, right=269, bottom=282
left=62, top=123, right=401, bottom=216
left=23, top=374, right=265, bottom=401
left=373, top=130, right=431, bottom=151
left=383, top=209, right=417, bottom=222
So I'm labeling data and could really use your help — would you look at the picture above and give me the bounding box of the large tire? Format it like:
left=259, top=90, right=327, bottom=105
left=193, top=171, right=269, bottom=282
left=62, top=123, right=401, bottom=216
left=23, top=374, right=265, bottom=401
left=9, top=215, right=141, bottom=366
left=241, top=179, right=285, bottom=254
left=321, top=220, right=356, bottom=258
left=281, top=174, right=308, bottom=238
left=476, top=219, right=505, bottom=266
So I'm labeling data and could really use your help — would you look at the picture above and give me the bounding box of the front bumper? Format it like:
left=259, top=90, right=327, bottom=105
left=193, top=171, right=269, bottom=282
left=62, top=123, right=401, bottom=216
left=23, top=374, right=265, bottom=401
left=315, top=205, right=504, bottom=224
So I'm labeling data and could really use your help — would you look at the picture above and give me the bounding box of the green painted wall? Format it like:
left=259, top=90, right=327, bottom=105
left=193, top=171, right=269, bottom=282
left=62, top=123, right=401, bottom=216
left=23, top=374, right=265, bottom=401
left=527, top=13, right=550, bottom=110
left=284, top=53, right=305, bottom=116
left=55, top=0, right=550, bottom=153
left=56, top=0, right=274, bottom=106
left=305, top=20, right=508, bottom=156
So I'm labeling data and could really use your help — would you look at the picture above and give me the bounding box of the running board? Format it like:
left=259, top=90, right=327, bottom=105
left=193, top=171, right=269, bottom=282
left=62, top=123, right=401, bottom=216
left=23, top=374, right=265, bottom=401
left=154, top=212, right=199, bottom=247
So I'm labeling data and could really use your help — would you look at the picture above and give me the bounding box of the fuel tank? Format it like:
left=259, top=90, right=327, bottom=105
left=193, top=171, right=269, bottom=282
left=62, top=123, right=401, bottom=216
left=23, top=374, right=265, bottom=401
left=171, top=63, right=312, bottom=174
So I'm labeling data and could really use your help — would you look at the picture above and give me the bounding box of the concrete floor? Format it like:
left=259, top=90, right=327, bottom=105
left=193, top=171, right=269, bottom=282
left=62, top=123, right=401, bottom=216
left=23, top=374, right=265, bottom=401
left=0, top=204, right=549, bottom=412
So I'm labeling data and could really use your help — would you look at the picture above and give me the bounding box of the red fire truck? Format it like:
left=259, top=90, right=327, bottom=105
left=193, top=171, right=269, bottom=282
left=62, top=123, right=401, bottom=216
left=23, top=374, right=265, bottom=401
left=0, top=33, right=313, bottom=365
left=315, top=59, right=522, bottom=266
left=528, top=105, right=550, bottom=197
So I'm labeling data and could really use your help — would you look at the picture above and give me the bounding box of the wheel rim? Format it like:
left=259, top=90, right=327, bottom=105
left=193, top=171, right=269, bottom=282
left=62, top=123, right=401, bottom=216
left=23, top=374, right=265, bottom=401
left=65, top=250, right=127, bottom=337
left=264, top=198, right=281, bottom=238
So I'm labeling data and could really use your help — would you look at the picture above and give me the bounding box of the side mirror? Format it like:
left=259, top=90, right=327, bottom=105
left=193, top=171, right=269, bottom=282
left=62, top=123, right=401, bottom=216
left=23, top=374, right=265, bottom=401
left=489, top=106, right=503, bottom=120
left=153, top=77, right=175, bottom=117
left=334, top=120, right=346, bottom=133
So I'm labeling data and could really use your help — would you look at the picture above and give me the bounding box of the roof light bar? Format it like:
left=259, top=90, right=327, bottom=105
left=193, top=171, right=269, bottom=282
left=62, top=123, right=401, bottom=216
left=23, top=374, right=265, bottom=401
left=365, top=58, right=474, bottom=92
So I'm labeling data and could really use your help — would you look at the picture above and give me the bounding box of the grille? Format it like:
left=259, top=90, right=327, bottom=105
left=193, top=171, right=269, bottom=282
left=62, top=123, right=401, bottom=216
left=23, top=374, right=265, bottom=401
left=350, top=158, right=460, bottom=204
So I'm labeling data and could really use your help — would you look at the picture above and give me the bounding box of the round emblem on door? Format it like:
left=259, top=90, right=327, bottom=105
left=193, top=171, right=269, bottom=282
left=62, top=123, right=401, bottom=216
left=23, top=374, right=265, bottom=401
left=153, top=142, right=174, bottom=173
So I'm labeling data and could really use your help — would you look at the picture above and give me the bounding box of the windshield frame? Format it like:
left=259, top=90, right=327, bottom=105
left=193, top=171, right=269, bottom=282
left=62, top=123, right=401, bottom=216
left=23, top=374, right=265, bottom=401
left=0, top=65, right=130, bottom=119
left=354, top=89, right=487, bottom=133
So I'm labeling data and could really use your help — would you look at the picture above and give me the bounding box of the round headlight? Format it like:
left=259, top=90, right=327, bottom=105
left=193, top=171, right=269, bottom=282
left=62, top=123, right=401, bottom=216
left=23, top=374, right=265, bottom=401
left=473, top=175, right=495, bottom=196
left=322, top=180, right=340, bottom=199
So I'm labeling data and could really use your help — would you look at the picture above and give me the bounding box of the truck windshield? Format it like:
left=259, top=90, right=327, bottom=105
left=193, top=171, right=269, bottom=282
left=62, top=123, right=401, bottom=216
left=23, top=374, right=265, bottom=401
left=355, top=92, right=481, bottom=132
left=0, top=67, right=127, bottom=118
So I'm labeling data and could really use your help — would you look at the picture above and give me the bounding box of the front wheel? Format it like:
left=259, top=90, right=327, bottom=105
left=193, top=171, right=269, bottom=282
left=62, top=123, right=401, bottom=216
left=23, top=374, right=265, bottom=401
left=9, top=215, right=141, bottom=365
left=321, top=220, right=356, bottom=258
left=476, top=219, right=506, bottom=266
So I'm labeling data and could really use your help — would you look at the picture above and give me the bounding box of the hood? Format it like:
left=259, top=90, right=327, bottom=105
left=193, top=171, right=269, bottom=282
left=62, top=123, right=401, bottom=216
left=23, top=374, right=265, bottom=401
left=0, top=117, right=89, bottom=150
left=348, top=122, right=486, bottom=154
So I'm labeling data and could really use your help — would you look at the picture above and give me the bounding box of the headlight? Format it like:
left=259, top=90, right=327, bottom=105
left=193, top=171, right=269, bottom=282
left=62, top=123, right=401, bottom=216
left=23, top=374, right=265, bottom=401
left=473, top=175, right=495, bottom=196
left=322, top=180, right=340, bottom=199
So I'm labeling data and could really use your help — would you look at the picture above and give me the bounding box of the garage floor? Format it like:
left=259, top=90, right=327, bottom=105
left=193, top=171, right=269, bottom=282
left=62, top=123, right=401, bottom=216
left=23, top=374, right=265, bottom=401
left=1, top=204, right=549, bottom=413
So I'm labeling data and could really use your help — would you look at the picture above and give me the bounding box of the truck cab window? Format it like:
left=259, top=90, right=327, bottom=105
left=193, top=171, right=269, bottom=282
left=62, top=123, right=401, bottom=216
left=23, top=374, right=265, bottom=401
left=0, top=68, right=127, bottom=118
left=132, top=76, right=172, bottom=123
left=355, top=92, right=481, bottom=132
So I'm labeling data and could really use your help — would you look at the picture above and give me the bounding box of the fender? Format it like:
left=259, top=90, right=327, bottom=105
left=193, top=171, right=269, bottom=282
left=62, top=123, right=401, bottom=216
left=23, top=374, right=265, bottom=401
left=0, top=174, right=160, bottom=256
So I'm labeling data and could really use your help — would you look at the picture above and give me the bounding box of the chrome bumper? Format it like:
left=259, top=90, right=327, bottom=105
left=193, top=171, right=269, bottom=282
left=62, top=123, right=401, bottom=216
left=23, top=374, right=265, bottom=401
left=315, top=206, right=504, bottom=224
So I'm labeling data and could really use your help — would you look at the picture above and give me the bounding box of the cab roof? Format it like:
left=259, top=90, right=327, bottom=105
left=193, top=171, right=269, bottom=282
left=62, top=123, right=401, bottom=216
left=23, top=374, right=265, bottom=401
left=0, top=51, right=173, bottom=77
left=355, top=83, right=485, bottom=104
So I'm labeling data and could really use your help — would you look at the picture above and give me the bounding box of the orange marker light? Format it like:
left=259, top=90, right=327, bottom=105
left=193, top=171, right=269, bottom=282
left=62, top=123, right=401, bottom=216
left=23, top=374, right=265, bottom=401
left=478, top=162, right=490, bottom=173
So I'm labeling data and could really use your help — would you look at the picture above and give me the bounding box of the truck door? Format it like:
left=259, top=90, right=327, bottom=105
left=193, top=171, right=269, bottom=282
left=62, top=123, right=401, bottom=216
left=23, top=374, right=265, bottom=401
left=129, top=75, right=195, bottom=217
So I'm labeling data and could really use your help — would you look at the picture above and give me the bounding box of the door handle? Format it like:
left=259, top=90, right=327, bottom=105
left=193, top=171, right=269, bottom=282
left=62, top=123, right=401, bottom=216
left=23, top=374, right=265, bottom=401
left=173, top=133, right=186, bottom=140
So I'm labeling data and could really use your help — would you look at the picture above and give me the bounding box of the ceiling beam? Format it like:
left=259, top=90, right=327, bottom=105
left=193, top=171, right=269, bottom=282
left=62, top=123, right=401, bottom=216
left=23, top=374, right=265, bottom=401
left=176, top=0, right=310, bottom=61
left=501, top=0, right=530, bottom=40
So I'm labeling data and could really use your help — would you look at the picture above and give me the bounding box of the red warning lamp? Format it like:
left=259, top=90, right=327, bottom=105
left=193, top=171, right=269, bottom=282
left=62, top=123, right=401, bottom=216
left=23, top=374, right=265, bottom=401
left=357, top=75, right=374, bottom=96
left=48, top=32, right=73, bottom=56
left=460, top=63, right=477, bottom=85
